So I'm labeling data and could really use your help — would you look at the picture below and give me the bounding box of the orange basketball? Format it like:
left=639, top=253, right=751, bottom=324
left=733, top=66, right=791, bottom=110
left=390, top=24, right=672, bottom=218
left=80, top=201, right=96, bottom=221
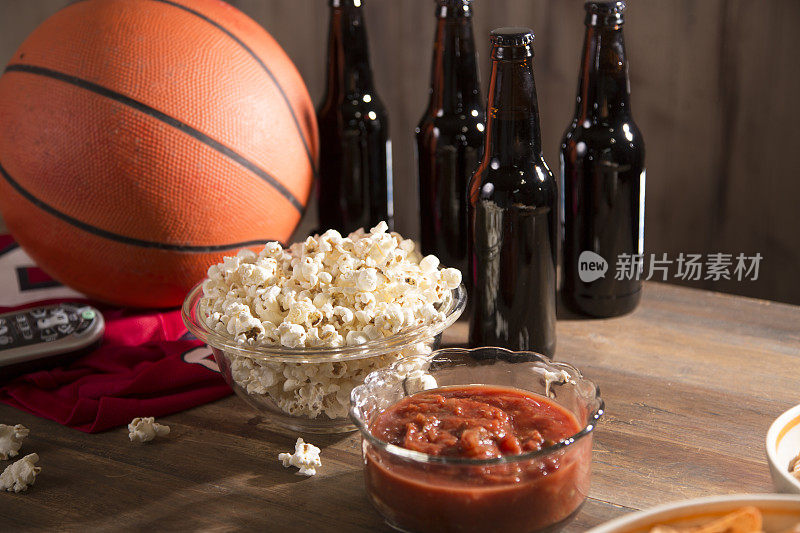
left=0, top=0, right=317, bottom=307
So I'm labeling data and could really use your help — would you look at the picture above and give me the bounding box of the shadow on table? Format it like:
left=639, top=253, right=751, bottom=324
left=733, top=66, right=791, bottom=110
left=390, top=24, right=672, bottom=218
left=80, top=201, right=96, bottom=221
left=556, top=290, right=637, bottom=322
left=67, top=453, right=391, bottom=532
left=0, top=402, right=389, bottom=533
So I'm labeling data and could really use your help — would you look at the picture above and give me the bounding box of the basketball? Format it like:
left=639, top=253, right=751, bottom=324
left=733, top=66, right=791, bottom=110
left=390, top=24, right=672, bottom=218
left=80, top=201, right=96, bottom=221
left=0, top=0, right=317, bottom=307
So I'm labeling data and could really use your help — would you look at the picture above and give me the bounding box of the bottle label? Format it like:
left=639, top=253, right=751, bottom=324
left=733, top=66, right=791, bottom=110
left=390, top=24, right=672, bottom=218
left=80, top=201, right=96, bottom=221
left=638, top=169, right=646, bottom=255
left=386, top=140, right=394, bottom=219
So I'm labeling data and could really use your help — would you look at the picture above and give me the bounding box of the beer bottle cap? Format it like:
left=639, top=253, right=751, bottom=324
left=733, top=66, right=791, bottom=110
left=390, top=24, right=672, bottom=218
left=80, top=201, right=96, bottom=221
left=585, top=1, right=626, bottom=26
left=490, top=28, right=534, bottom=47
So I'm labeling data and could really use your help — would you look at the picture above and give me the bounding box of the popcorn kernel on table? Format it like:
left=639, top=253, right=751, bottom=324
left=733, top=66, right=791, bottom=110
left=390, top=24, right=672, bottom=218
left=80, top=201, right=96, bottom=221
left=0, top=424, right=29, bottom=460
left=0, top=453, right=41, bottom=493
left=128, top=417, right=170, bottom=443
left=279, top=438, right=322, bottom=477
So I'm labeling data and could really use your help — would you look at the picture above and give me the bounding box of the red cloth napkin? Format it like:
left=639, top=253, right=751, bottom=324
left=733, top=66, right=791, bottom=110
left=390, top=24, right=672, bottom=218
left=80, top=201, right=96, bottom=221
left=0, top=235, right=231, bottom=432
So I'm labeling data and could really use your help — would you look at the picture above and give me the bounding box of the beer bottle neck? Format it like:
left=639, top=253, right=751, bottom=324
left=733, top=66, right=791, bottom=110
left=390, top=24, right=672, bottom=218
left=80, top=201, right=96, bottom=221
left=576, top=24, right=631, bottom=122
left=426, top=3, right=481, bottom=115
left=484, top=49, right=543, bottom=166
left=325, top=1, right=376, bottom=98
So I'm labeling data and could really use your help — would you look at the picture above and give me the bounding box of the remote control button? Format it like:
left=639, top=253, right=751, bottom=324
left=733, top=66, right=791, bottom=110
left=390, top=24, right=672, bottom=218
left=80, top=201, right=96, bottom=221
left=0, top=335, right=11, bottom=345
left=57, top=324, right=74, bottom=335
left=17, top=317, right=33, bottom=339
left=30, top=309, right=47, bottom=318
left=0, top=324, right=6, bottom=336
left=81, top=310, right=96, bottom=321
left=37, top=314, right=70, bottom=330
left=40, top=328, right=58, bottom=342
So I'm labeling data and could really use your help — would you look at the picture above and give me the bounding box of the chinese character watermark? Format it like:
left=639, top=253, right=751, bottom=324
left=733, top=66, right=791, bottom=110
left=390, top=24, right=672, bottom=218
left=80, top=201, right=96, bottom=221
left=733, top=252, right=762, bottom=281
left=614, top=254, right=644, bottom=281
left=675, top=253, right=703, bottom=281
left=579, top=251, right=763, bottom=282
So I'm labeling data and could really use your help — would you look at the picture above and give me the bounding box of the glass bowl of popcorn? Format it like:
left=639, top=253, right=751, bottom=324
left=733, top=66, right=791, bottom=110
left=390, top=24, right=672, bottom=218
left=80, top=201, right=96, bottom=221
left=181, top=222, right=467, bottom=434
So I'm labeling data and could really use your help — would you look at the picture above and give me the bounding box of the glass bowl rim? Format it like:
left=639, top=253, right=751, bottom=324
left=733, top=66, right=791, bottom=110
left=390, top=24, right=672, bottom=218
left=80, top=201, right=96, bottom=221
left=181, top=280, right=467, bottom=363
left=350, top=347, right=605, bottom=466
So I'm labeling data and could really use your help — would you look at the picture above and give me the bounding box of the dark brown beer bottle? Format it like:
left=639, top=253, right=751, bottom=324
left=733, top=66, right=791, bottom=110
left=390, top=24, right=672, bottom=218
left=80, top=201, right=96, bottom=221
left=317, top=0, right=393, bottom=234
left=416, top=0, right=484, bottom=275
left=560, top=1, right=645, bottom=317
left=468, top=28, right=557, bottom=357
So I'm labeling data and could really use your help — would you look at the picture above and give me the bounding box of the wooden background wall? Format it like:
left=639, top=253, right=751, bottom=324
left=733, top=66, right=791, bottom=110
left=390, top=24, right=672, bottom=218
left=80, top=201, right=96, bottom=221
left=0, top=0, right=798, bottom=305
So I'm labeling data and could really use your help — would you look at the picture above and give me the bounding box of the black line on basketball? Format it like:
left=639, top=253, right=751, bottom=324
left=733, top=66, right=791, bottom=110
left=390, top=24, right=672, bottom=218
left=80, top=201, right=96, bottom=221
left=3, top=63, right=304, bottom=212
left=0, top=162, right=275, bottom=253
left=150, top=0, right=318, bottom=180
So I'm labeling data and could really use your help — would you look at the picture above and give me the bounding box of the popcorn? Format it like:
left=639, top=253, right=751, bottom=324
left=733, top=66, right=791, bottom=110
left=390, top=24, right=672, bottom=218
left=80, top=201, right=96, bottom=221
left=541, top=369, right=572, bottom=398
left=405, top=370, right=438, bottom=395
left=441, top=268, right=462, bottom=290
left=279, top=323, right=306, bottom=348
left=279, top=438, right=321, bottom=476
left=0, top=424, right=29, bottom=460
left=356, top=268, right=379, bottom=291
left=419, top=255, right=440, bottom=274
left=0, top=454, right=41, bottom=493
left=200, top=222, right=461, bottom=420
left=346, top=330, right=370, bottom=345
left=227, top=348, right=430, bottom=419
left=128, top=417, right=170, bottom=443
left=332, top=306, right=354, bottom=326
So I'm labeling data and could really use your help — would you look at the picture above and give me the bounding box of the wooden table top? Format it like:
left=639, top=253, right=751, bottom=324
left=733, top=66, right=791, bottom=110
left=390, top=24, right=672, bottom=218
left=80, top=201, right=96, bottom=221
left=1, top=282, right=799, bottom=531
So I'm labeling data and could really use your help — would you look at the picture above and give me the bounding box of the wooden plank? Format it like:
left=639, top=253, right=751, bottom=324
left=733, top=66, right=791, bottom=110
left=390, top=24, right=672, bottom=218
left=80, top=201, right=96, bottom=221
left=0, top=404, right=386, bottom=531
left=566, top=498, right=633, bottom=532
left=0, top=282, right=797, bottom=529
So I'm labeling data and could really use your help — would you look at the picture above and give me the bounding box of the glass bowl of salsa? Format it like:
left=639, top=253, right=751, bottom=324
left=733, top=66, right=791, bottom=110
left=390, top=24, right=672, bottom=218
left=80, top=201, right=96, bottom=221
left=350, top=347, right=604, bottom=533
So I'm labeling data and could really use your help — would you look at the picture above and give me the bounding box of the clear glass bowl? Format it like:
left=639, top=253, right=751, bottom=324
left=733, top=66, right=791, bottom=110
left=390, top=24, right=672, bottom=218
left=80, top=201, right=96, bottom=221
left=350, top=347, right=604, bottom=533
left=181, top=281, right=467, bottom=434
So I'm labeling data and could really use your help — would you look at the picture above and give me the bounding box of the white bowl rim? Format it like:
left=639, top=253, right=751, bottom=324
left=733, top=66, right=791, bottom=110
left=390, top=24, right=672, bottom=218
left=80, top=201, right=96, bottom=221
left=588, top=493, right=800, bottom=533
left=766, top=403, right=800, bottom=493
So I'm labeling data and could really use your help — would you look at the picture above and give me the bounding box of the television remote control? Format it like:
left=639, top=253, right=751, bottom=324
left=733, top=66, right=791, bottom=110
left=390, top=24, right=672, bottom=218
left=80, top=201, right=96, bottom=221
left=0, top=303, right=105, bottom=378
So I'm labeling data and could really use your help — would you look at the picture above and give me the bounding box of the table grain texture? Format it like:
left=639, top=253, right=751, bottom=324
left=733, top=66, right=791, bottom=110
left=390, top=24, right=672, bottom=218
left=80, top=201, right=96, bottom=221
left=1, top=282, right=798, bottom=532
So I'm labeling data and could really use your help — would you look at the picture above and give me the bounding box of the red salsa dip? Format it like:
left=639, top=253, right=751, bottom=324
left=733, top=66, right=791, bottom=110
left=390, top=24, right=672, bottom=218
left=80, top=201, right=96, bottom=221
left=364, top=385, right=592, bottom=533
